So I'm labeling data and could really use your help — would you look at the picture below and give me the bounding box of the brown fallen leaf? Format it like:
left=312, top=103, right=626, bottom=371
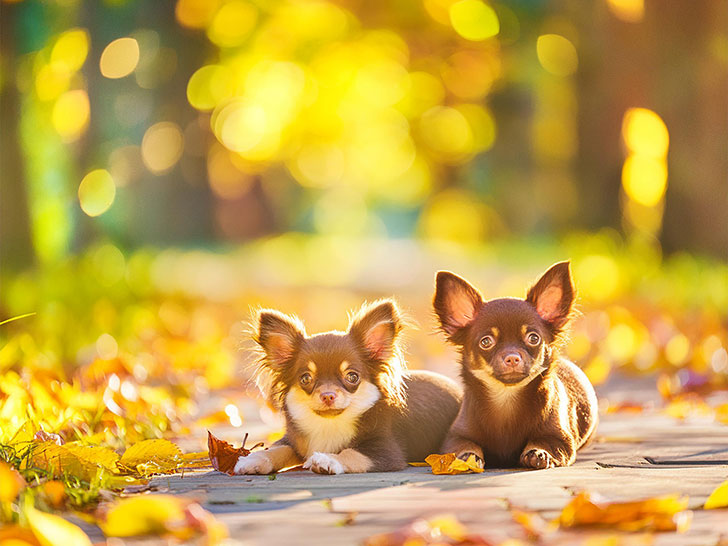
left=425, top=453, right=484, bottom=475
left=558, top=491, right=692, bottom=533
left=207, top=430, right=263, bottom=475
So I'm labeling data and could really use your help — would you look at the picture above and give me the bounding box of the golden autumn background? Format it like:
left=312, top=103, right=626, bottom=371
left=0, top=0, right=727, bottom=542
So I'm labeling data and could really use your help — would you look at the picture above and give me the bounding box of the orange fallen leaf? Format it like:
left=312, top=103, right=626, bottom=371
left=559, top=491, right=691, bottom=532
left=606, top=402, right=645, bottom=414
left=0, top=461, right=26, bottom=502
left=207, top=431, right=263, bottom=475
left=424, top=453, right=484, bottom=475
left=511, top=509, right=554, bottom=540
left=704, top=479, right=728, bottom=509
left=39, top=480, right=67, bottom=509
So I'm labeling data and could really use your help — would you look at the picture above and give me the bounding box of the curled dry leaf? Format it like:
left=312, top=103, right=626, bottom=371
left=704, top=479, right=728, bottom=509
left=424, top=453, right=484, bottom=475
left=208, top=430, right=263, bottom=475
left=34, top=430, right=64, bottom=445
left=559, top=491, right=692, bottom=532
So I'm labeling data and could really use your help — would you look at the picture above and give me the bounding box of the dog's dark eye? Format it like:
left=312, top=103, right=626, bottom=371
left=479, top=335, right=495, bottom=350
left=345, top=371, right=360, bottom=384
left=526, top=332, right=541, bottom=346
left=300, top=372, right=312, bottom=386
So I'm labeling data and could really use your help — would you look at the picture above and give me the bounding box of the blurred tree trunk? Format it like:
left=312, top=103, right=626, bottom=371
left=0, top=4, right=34, bottom=270
left=576, top=0, right=728, bottom=258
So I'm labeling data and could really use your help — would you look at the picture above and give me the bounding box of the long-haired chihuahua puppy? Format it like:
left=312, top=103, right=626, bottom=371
left=434, top=261, right=598, bottom=469
left=234, top=299, right=462, bottom=475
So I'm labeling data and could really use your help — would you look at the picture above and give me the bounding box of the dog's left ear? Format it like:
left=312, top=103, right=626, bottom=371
left=348, top=300, right=402, bottom=361
left=526, top=261, right=575, bottom=330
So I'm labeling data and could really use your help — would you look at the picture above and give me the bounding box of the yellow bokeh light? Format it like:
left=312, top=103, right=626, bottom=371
left=449, top=0, right=499, bottom=41
left=455, top=104, right=496, bottom=152
left=35, top=64, right=71, bottom=102
left=215, top=101, right=267, bottom=153
left=207, top=145, right=253, bottom=199
left=51, top=89, right=90, bottom=141
left=622, top=155, right=668, bottom=207
left=141, top=122, right=185, bottom=174
left=206, top=0, right=257, bottom=48
left=622, top=107, right=669, bottom=158
left=293, top=143, right=346, bottom=188
left=418, top=189, right=488, bottom=243
left=536, top=34, right=578, bottom=76
left=575, top=254, right=621, bottom=302
left=78, top=169, right=116, bottom=217
left=605, top=323, right=638, bottom=362
left=187, top=65, right=234, bottom=111
left=419, top=106, right=473, bottom=160
left=665, top=333, right=690, bottom=365
left=606, top=0, right=644, bottom=23
left=100, top=37, right=140, bottom=79
left=50, top=28, right=90, bottom=73
left=176, top=0, right=222, bottom=29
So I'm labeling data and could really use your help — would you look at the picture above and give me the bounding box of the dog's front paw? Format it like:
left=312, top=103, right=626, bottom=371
left=456, top=451, right=485, bottom=469
left=520, top=448, right=553, bottom=469
left=233, top=451, right=274, bottom=475
left=303, top=452, right=345, bottom=475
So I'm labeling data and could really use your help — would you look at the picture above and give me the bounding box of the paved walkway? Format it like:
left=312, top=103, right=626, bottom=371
left=139, top=412, right=727, bottom=546
left=73, top=376, right=728, bottom=545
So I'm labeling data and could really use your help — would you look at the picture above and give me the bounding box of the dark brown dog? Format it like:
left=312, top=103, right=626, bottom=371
left=234, top=300, right=462, bottom=474
left=433, top=261, right=598, bottom=469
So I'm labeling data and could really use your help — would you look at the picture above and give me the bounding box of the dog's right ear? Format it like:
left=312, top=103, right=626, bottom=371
left=254, top=310, right=306, bottom=368
left=433, top=271, right=483, bottom=342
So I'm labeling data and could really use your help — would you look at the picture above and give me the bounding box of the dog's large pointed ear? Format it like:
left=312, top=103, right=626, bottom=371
left=433, top=271, right=483, bottom=341
left=348, top=300, right=402, bottom=361
left=254, top=310, right=306, bottom=368
left=526, top=261, right=575, bottom=330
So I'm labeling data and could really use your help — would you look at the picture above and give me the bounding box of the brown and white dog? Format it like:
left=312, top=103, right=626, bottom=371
left=233, top=300, right=462, bottom=475
left=433, top=261, right=598, bottom=469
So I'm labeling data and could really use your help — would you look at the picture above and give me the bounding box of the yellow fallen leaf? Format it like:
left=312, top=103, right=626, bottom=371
left=559, top=491, right=691, bottom=532
left=407, top=462, right=429, bottom=467
left=705, top=479, right=728, bottom=509
left=99, top=494, right=227, bottom=543
left=25, top=505, right=92, bottom=546
left=100, top=495, right=187, bottom=537
left=424, top=453, right=483, bottom=475
left=31, top=442, right=120, bottom=482
left=0, top=524, right=42, bottom=546
left=716, top=403, right=728, bottom=425
left=118, top=439, right=182, bottom=475
left=180, top=451, right=212, bottom=468
left=0, top=461, right=26, bottom=502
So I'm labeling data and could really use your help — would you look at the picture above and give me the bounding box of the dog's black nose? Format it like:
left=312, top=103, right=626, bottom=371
left=504, top=353, right=522, bottom=367
left=320, top=392, right=336, bottom=405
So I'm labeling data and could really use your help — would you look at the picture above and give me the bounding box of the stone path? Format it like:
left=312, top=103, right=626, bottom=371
left=72, top=374, right=728, bottom=545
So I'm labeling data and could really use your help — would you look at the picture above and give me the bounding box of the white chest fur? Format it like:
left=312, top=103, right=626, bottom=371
left=285, top=382, right=381, bottom=457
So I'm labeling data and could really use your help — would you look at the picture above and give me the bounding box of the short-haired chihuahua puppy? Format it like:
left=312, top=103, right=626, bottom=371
left=234, top=300, right=462, bottom=475
left=434, top=261, right=598, bottom=469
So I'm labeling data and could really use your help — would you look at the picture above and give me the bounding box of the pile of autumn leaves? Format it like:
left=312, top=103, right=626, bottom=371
left=0, top=428, right=224, bottom=545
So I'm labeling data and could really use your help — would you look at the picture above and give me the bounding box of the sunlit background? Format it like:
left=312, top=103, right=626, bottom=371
left=0, top=0, right=726, bottom=447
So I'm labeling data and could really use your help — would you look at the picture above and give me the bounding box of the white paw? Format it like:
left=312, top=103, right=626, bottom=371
left=303, top=452, right=345, bottom=475
left=233, top=451, right=274, bottom=475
